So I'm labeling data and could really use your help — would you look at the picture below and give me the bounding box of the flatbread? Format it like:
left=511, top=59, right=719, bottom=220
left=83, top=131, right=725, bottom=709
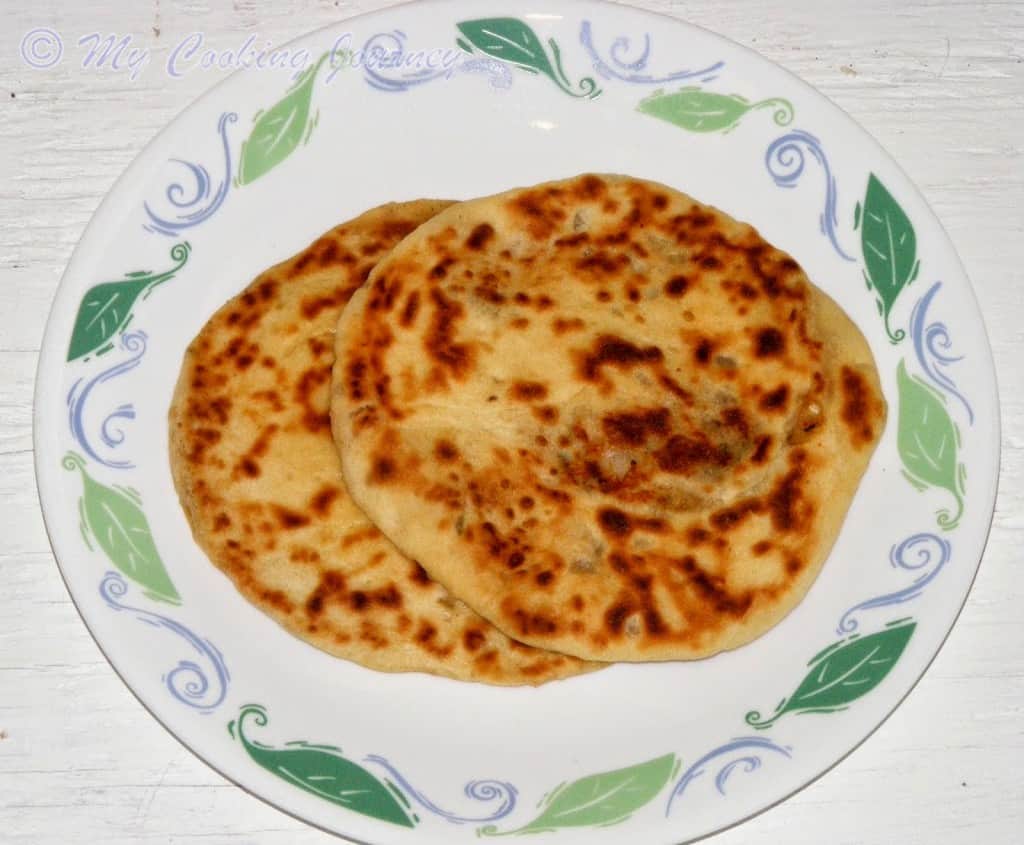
left=169, top=200, right=596, bottom=684
left=331, top=175, right=886, bottom=662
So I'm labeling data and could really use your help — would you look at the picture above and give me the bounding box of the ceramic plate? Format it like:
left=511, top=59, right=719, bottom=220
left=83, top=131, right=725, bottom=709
left=34, top=1, right=999, bottom=842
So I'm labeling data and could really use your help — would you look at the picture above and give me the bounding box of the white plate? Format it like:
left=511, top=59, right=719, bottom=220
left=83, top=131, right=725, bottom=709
left=34, top=1, right=999, bottom=842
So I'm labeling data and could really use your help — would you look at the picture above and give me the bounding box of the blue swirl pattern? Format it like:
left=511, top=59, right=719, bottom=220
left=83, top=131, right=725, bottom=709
left=579, top=21, right=724, bottom=83
left=144, top=112, right=237, bottom=236
left=100, top=572, right=230, bottom=712
left=837, top=533, right=951, bottom=635
left=363, top=31, right=512, bottom=92
left=765, top=130, right=856, bottom=262
left=456, top=57, right=514, bottom=90
left=364, top=754, right=517, bottom=823
left=665, top=737, right=791, bottom=816
left=66, top=331, right=148, bottom=469
left=910, top=281, right=974, bottom=423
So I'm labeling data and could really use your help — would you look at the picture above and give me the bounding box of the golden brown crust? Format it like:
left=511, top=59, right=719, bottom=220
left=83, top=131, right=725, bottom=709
left=169, top=200, right=598, bottom=684
left=332, top=175, right=887, bottom=662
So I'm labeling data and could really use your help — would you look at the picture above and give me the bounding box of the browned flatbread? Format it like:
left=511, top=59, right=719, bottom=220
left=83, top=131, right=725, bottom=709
left=331, top=175, right=886, bottom=662
left=169, top=200, right=597, bottom=684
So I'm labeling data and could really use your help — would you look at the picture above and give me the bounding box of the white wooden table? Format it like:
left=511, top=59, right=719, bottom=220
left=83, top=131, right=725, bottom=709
left=2, top=1, right=1021, bottom=842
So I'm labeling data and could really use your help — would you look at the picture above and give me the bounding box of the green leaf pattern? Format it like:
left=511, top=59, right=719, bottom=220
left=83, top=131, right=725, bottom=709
left=855, top=173, right=920, bottom=342
left=479, top=753, right=678, bottom=836
left=897, top=360, right=966, bottom=529
left=745, top=620, right=916, bottom=729
left=236, top=53, right=328, bottom=186
left=230, top=704, right=417, bottom=828
left=62, top=451, right=180, bottom=604
left=637, top=86, right=794, bottom=133
left=456, top=18, right=600, bottom=98
left=67, top=242, right=190, bottom=362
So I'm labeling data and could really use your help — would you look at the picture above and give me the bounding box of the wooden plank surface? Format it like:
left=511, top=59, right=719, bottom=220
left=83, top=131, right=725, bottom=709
left=2, top=1, right=1022, bottom=842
